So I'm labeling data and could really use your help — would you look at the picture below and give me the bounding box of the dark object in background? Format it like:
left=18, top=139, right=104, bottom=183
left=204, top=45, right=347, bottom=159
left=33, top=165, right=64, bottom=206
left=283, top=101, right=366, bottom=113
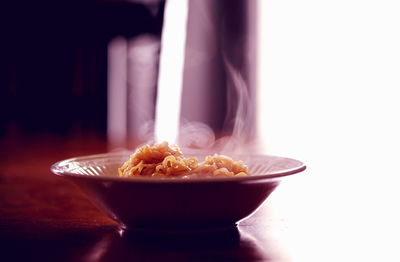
left=0, top=0, right=165, bottom=137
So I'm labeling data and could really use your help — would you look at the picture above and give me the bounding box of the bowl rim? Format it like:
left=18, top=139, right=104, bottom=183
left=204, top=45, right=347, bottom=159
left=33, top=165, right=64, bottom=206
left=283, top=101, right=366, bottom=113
left=50, top=151, right=306, bottom=184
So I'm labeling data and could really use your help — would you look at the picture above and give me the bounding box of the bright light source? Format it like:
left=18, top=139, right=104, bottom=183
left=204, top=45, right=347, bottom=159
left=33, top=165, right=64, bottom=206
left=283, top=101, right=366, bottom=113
left=154, top=0, right=189, bottom=143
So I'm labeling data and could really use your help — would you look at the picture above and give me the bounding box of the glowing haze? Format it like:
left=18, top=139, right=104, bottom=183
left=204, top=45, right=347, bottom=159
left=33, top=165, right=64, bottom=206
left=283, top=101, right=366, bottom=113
left=154, top=0, right=258, bottom=155
left=154, top=0, right=189, bottom=144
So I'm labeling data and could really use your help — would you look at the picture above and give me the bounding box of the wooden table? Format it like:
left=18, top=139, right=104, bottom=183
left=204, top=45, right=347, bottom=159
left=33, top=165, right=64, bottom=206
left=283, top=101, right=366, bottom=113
left=0, top=134, right=396, bottom=261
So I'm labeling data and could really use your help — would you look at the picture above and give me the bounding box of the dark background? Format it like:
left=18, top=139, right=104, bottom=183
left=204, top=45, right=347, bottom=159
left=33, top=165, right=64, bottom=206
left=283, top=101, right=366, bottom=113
left=0, top=0, right=165, bottom=139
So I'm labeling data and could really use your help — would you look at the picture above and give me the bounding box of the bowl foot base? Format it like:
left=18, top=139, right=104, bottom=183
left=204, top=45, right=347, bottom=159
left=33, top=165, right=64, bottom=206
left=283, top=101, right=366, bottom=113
left=119, top=223, right=238, bottom=235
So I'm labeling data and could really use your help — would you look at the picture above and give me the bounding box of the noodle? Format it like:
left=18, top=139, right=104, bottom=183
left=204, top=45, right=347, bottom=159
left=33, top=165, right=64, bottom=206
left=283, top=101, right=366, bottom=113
left=118, top=142, right=248, bottom=178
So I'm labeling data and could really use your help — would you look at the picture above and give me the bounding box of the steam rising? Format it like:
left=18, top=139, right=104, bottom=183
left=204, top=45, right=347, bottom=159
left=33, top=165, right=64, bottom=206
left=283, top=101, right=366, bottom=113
left=152, top=0, right=257, bottom=156
left=178, top=121, right=215, bottom=149
left=220, top=56, right=253, bottom=153
left=179, top=58, right=256, bottom=155
left=107, top=0, right=259, bottom=156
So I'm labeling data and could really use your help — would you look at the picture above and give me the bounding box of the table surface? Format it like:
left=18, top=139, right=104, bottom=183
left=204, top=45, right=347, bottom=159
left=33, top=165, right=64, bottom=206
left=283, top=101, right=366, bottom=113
left=0, top=134, right=398, bottom=262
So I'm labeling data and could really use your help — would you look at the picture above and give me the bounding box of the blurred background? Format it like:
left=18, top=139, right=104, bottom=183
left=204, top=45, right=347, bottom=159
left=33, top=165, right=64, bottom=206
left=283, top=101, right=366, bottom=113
left=0, top=0, right=164, bottom=141
left=0, top=0, right=258, bottom=150
left=1, top=0, right=399, bottom=159
left=1, top=0, right=400, bottom=260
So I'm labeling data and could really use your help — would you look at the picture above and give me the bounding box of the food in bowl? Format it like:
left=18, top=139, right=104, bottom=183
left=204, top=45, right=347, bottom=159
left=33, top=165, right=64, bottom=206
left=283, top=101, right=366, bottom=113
left=118, top=142, right=248, bottom=178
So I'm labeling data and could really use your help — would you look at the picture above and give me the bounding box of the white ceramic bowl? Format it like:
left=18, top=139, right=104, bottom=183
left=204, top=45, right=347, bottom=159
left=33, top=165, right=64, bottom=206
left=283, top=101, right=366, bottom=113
left=51, top=152, right=306, bottom=232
